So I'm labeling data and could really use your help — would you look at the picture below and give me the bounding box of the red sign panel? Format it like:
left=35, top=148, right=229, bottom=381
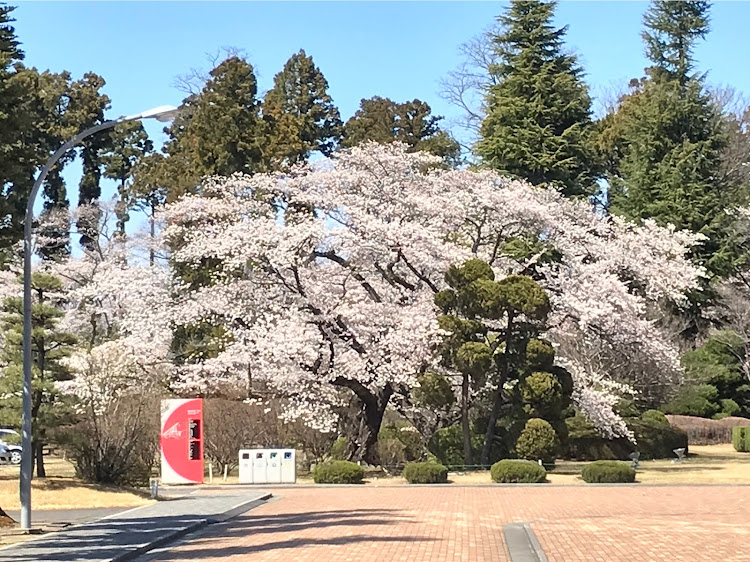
left=160, top=398, right=204, bottom=484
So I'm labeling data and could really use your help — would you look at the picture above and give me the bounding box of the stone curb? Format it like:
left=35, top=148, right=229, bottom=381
left=503, top=522, right=548, bottom=562
left=183, top=482, right=750, bottom=488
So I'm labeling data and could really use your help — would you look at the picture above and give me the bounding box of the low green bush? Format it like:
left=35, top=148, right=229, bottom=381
left=402, top=462, right=449, bottom=484
left=641, top=410, right=668, bottom=426
left=631, top=419, right=688, bottom=460
left=312, top=460, right=364, bottom=484
left=581, top=460, right=636, bottom=483
left=490, top=459, right=546, bottom=483
left=733, top=427, right=750, bottom=452
left=563, top=414, right=688, bottom=461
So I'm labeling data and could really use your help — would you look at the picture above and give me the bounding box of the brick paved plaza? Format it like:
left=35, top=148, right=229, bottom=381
left=145, top=485, right=750, bottom=561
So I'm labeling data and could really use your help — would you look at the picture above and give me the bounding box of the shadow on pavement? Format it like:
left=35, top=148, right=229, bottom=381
left=0, top=514, right=206, bottom=562
left=146, top=508, right=436, bottom=560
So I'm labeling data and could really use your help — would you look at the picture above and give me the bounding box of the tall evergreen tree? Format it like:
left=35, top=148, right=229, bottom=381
left=603, top=1, right=736, bottom=278
left=342, top=96, right=461, bottom=165
left=154, top=55, right=266, bottom=203
left=262, top=49, right=342, bottom=170
left=642, top=0, right=710, bottom=85
left=32, top=70, right=76, bottom=261
left=0, top=273, right=76, bottom=477
left=0, top=4, right=27, bottom=260
left=0, top=15, right=76, bottom=262
left=476, top=0, right=600, bottom=198
left=100, top=121, right=153, bottom=235
left=66, top=72, right=111, bottom=249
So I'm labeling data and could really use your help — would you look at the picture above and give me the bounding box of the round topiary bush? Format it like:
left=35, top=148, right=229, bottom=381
left=641, top=409, right=669, bottom=426
left=312, top=460, right=364, bottom=484
left=402, top=462, right=449, bottom=484
left=490, top=460, right=546, bottom=483
left=514, top=418, right=558, bottom=462
left=581, top=460, right=636, bottom=483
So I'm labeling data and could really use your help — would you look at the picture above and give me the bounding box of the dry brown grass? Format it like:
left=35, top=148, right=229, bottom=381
left=0, top=457, right=153, bottom=511
left=440, top=444, right=750, bottom=485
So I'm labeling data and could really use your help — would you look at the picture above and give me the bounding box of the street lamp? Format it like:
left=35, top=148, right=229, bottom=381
left=19, top=104, right=179, bottom=530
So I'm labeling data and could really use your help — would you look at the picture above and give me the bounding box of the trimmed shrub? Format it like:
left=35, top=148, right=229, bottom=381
left=490, top=459, right=546, bottom=483
left=666, top=415, right=750, bottom=445
left=641, top=410, right=668, bottom=426
left=631, top=419, right=688, bottom=460
left=733, top=427, right=750, bottom=452
left=525, top=339, right=555, bottom=371
left=402, top=462, right=449, bottom=484
left=563, top=415, right=688, bottom=461
left=581, top=460, right=636, bottom=483
left=514, top=418, right=558, bottom=462
left=520, top=372, right=563, bottom=417
left=312, top=460, right=364, bottom=484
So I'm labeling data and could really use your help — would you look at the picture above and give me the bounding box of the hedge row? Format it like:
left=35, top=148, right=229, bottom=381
left=667, top=415, right=750, bottom=445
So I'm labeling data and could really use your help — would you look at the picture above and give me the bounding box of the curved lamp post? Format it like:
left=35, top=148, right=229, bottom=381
left=19, top=105, right=180, bottom=530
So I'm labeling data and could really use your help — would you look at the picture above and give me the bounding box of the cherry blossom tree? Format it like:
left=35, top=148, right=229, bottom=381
left=161, top=142, right=703, bottom=463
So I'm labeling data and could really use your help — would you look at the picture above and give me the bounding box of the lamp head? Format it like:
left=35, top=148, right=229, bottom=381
left=119, top=105, right=181, bottom=123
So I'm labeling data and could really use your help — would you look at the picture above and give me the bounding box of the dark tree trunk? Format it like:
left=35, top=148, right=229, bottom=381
left=35, top=442, right=46, bottom=478
left=480, top=312, right=514, bottom=467
left=480, top=384, right=505, bottom=467
left=461, top=373, right=473, bottom=466
left=340, top=382, right=393, bottom=466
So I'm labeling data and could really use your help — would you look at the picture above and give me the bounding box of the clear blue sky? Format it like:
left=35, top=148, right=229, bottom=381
left=11, top=1, right=750, bottom=211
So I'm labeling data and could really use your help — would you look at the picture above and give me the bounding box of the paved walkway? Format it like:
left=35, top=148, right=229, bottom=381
left=5, top=507, right=128, bottom=527
left=138, top=485, right=750, bottom=562
left=0, top=488, right=270, bottom=562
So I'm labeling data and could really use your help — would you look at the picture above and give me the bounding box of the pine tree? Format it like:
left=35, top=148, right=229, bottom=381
left=476, top=0, right=600, bottom=198
left=100, top=121, right=153, bottom=235
left=342, top=96, right=460, bottom=165
left=0, top=272, right=76, bottom=477
left=434, top=259, right=569, bottom=467
left=603, top=1, right=736, bottom=278
left=262, top=50, right=342, bottom=170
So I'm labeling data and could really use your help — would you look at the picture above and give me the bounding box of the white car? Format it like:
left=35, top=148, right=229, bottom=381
left=0, top=429, right=22, bottom=465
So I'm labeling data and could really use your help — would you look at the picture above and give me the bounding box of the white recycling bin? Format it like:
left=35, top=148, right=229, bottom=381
left=266, top=450, right=282, bottom=483
left=238, top=450, right=253, bottom=483
left=252, top=449, right=268, bottom=483
left=280, top=449, right=296, bottom=483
